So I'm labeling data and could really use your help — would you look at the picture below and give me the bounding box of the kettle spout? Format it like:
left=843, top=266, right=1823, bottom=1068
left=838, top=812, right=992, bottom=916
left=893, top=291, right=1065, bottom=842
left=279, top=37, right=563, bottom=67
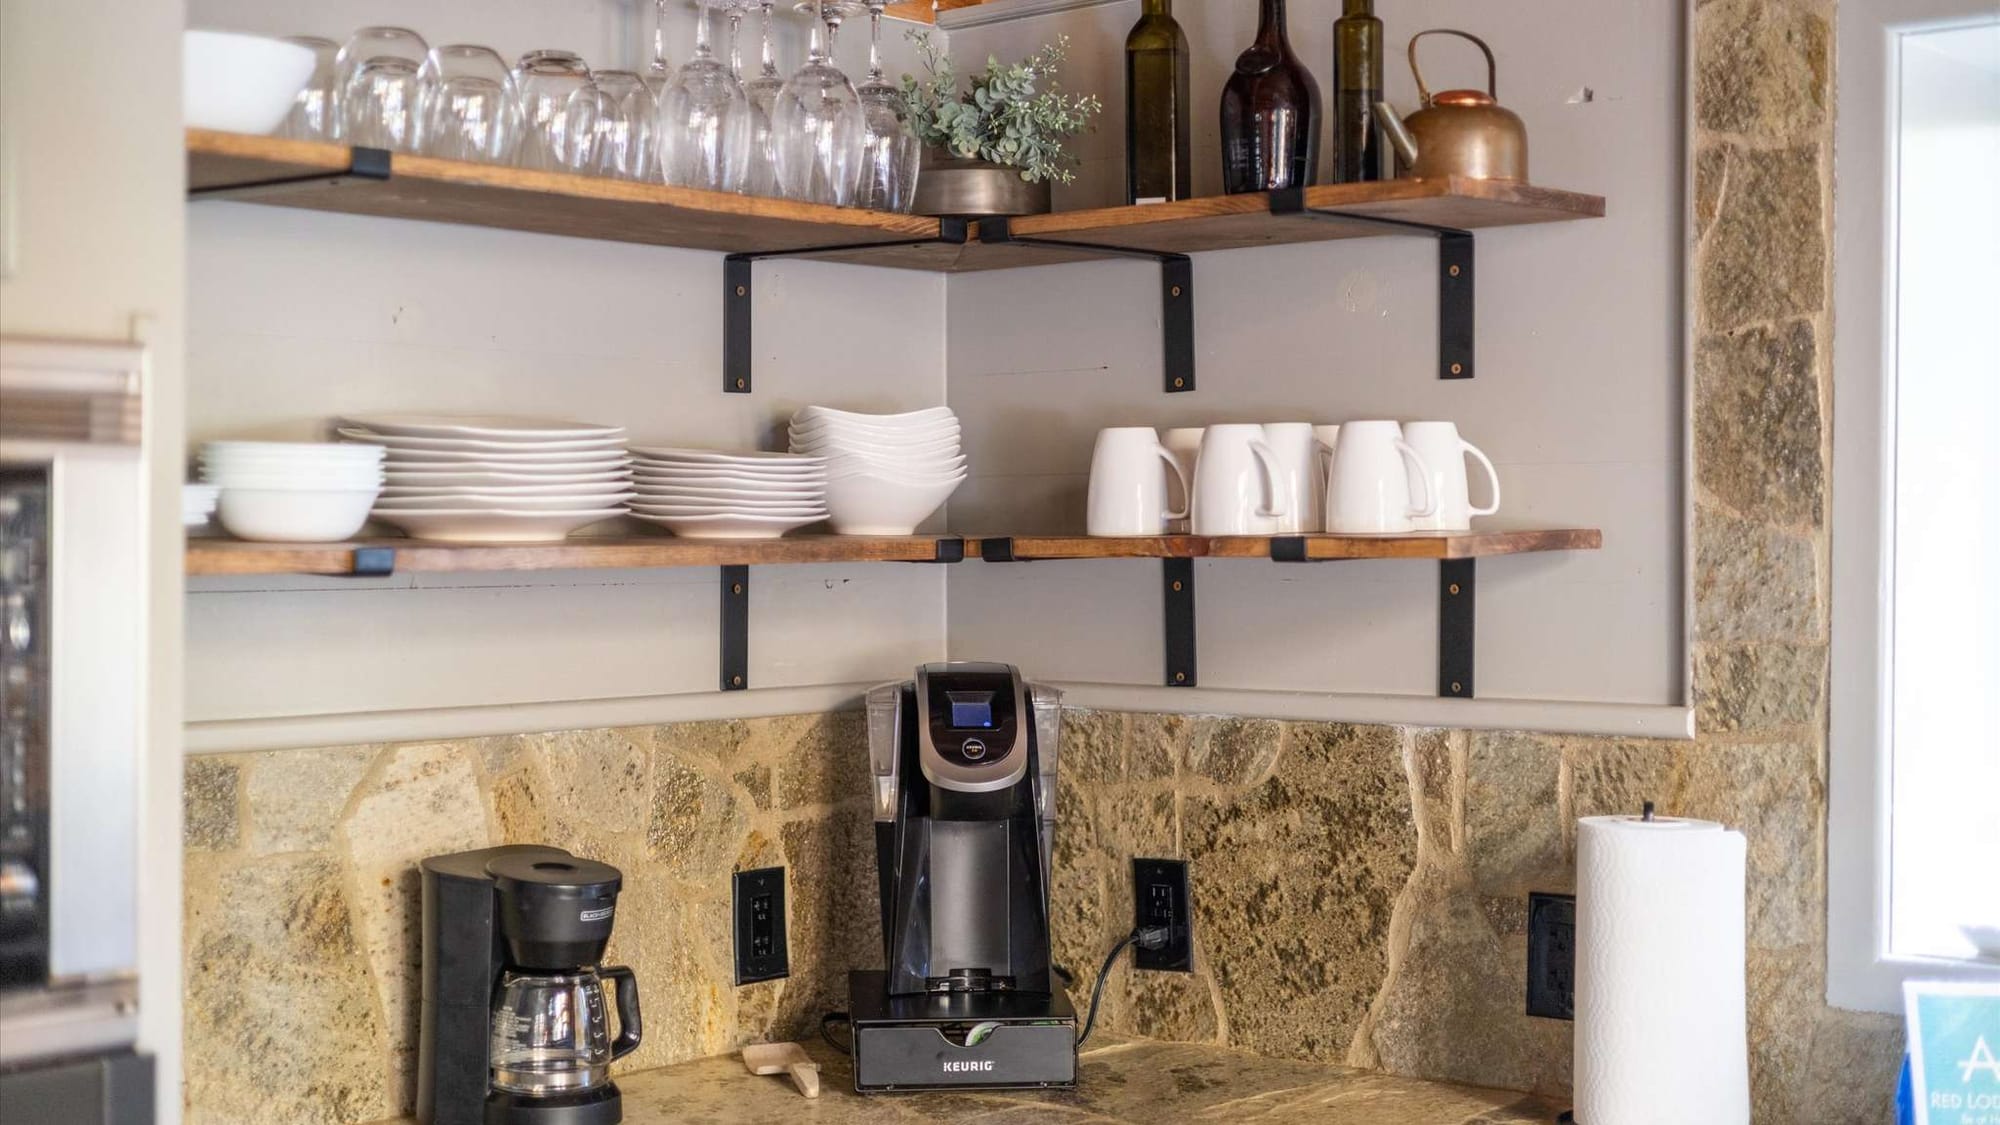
left=1375, top=101, right=1418, bottom=168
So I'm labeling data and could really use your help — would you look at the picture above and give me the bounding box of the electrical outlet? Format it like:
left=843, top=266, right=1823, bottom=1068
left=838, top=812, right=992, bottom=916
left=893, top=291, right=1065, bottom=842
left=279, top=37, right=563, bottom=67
left=1526, top=891, right=1575, bottom=1020
left=1131, top=858, right=1193, bottom=973
left=733, top=866, right=789, bottom=985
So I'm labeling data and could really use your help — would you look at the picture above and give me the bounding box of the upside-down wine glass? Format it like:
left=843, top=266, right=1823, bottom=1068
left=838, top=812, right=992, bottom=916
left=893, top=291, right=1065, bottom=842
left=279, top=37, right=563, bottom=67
left=417, top=45, right=521, bottom=164
left=644, top=0, right=675, bottom=96
left=741, top=1, right=787, bottom=196
left=855, top=0, right=919, bottom=211
left=590, top=70, right=657, bottom=180
left=335, top=27, right=430, bottom=151
left=659, top=0, right=752, bottom=191
left=513, top=50, right=598, bottom=172
left=772, top=0, right=865, bottom=205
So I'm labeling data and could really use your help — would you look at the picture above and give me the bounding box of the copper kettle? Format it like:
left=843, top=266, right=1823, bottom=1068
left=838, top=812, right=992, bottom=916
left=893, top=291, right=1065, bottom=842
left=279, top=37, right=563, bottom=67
left=1375, top=30, right=1528, bottom=182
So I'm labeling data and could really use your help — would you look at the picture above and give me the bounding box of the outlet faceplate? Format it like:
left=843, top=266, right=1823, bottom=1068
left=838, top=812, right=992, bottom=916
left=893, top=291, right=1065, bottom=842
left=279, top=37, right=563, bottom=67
left=1131, top=858, right=1193, bottom=972
left=1526, top=891, right=1575, bottom=1020
left=733, top=866, right=790, bottom=985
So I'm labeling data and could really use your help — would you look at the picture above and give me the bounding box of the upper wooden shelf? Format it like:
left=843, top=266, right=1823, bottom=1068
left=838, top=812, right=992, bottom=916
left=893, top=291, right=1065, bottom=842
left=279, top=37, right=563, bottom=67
left=186, top=130, right=1604, bottom=273
left=185, top=528, right=1599, bottom=577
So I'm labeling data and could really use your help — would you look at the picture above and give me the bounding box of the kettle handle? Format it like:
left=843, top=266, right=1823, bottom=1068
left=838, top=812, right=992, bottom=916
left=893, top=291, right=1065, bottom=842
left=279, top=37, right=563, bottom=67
left=602, top=965, right=643, bottom=1062
left=1408, top=29, right=1498, bottom=108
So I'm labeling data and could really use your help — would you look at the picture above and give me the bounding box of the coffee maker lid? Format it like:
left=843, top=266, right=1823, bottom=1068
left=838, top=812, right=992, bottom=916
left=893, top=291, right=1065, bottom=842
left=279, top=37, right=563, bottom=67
left=484, top=851, right=623, bottom=897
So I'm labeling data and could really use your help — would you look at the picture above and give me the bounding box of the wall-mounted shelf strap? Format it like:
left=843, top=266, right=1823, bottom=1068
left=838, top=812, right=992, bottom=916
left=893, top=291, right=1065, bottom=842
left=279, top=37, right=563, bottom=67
left=724, top=218, right=970, bottom=393
left=1439, top=558, right=1474, bottom=698
left=1269, top=187, right=1475, bottom=381
left=190, top=145, right=392, bottom=201
left=1163, top=557, right=1196, bottom=686
left=721, top=565, right=749, bottom=691
left=976, top=218, right=1196, bottom=393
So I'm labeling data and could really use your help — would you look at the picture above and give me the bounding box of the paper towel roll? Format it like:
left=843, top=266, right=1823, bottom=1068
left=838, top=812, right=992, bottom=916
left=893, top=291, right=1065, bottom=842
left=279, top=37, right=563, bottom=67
left=1575, top=815, right=1750, bottom=1125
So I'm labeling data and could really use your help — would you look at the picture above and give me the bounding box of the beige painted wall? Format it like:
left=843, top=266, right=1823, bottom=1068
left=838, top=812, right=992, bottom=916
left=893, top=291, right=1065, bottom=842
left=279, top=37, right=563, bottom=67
left=0, top=1, right=189, bottom=1120
left=942, top=0, right=1687, bottom=720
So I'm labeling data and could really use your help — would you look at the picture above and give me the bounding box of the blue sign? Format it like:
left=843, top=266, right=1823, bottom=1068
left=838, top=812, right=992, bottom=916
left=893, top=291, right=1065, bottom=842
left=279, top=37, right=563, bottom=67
left=1907, top=981, right=2000, bottom=1125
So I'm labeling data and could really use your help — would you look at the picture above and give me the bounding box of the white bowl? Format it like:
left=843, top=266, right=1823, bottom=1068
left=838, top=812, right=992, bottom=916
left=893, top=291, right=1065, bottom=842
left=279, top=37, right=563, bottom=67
left=204, top=440, right=385, bottom=459
left=824, top=471, right=963, bottom=536
left=629, top=498, right=827, bottom=516
left=632, top=483, right=825, bottom=503
left=628, top=446, right=825, bottom=467
left=184, top=31, right=317, bottom=134
left=820, top=453, right=968, bottom=477
left=371, top=508, right=625, bottom=543
left=628, top=511, right=824, bottom=540
left=789, top=417, right=962, bottom=441
left=792, top=434, right=962, bottom=459
left=793, top=405, right=956, bottom=426
left=217, top=487, right=378, bottom=543
left=204, top=473, right=386, bottom=492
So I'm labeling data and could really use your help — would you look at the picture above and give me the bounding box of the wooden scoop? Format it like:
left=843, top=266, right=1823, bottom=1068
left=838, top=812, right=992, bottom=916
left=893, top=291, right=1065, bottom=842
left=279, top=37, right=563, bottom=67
left=741, top=1041, right=821, bottom=1099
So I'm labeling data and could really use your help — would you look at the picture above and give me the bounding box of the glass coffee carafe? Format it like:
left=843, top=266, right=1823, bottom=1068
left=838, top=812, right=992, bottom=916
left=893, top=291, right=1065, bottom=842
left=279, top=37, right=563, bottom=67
left=490, top=967, right=642, bottom=1096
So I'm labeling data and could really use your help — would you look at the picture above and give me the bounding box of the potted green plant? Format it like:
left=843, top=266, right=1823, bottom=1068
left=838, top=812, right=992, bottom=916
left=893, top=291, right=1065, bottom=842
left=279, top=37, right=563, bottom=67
left=899, top=32, right=1103, bottom=217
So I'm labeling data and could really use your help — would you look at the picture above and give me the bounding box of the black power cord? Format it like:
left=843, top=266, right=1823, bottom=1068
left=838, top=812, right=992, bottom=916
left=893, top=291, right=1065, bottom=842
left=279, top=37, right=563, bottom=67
left=1078, top=924, right=1172, bottom=1047
left=820, top=1010, right=852, bottom=1055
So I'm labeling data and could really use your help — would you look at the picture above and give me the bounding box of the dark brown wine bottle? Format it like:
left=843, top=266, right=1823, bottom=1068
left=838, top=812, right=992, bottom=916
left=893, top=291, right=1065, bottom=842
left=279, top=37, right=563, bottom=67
left=1125, top=0, right=1192, bottom=204
left=1331, top=0, right=1384, bottom=182
left=1219, top=0, right=1322, bottom=194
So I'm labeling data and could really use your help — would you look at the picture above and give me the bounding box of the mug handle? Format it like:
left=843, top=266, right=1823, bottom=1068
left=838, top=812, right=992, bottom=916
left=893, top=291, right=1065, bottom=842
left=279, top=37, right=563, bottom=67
left=1462, top=440, right=1501, bottom=516
left=602, top=964, right=644, bottom=1061
left=1249, top=441, right=1288, bottom=519
left=1393, top=440, right=1439, bottom=518
left=1155, top=444, right=1191, bottom=522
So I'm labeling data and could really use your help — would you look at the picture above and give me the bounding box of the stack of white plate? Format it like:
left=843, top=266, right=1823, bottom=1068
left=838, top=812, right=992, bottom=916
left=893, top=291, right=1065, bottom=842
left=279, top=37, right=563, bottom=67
left=628, top=446, right=828, bottom=539
left=199, top=441, right=386, bottom=542
left=182, top=483, right=220, bottom=528
left=788, top=406, right=966, bottom=535
left=335, top=415, right=634, bottom=543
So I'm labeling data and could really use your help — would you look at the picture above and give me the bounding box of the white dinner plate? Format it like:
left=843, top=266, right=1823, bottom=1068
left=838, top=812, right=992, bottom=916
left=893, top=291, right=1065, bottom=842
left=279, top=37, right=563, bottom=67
left=371, top=508, right=626, bottom=543
left=383, top=469, right=632, bottom=487
left=628, top=500, right=827, bottom=517
left=338, top=427, right=626, bottom=454
left=792, top=405, right=956, bottom=425
left=631, top=483, right=825, bottom=503
left=203, top=441, right=385, bottom=460
left=788, top=420, right=961, bottom=443
left=380, top=480, right=634, bottom=498
left=337, top=414, right=624, bottom=441
left=377, top=447, right=632, bottom=466
left=632, top=464, right=827, bottom=482
left=627, top=446, right=825, bottom=467
left=373, top=492, right=635, bottom=511
left=627, top=511, right=824, bottom=539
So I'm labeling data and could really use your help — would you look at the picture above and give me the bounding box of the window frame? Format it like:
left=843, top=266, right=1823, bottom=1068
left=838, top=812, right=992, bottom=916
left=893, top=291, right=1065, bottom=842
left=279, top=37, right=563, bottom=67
left=1828, top=0, right=2000, bottom=1014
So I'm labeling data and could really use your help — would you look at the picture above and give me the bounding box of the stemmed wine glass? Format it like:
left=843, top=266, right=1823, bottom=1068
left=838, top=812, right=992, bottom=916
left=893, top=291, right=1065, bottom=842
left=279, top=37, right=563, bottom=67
left=724, top=0, right=786, bottom=196
left=658, top=0, right=752, bottom=191
left=855, top=0, right=919, bottom=211
left=643, top=0, right=674, bottom=96
left=772, top=0, right=865, bottom=205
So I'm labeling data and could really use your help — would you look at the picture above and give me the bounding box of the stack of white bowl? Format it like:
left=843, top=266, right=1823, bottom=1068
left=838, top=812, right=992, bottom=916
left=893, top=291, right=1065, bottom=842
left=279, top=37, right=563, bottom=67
left=182, top=483, right=221, bottom=528
left=627, top=446, right=828, bottom=539
left=335, top=415, right=633, bottom=544
left=787, top=406, right=966, bottom=535
left=198, top=441, right=385, bottom=542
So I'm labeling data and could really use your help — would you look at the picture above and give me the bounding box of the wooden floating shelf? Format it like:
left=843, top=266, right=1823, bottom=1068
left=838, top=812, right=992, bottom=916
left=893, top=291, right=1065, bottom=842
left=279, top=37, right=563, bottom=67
left=187, top=130, right=1604, bottom=273
left=185, top=528, right=1599, bottom=577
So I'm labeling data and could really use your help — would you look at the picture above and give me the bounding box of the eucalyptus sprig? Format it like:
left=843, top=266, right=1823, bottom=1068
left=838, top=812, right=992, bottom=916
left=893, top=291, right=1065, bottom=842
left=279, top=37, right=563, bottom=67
left=898, top=31, right=1102, bottom=185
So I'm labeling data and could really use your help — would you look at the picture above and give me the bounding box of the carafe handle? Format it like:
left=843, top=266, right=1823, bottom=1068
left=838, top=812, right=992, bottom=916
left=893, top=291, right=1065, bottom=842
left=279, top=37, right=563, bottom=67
left=602, top=965, right=643, bottom=1062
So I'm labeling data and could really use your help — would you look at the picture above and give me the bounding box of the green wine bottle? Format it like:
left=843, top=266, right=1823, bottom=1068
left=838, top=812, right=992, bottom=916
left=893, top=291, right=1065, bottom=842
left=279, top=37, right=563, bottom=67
left=1125, top=0, right=1191, bottom=204
left=1331, top=0, right=1384, bottom=182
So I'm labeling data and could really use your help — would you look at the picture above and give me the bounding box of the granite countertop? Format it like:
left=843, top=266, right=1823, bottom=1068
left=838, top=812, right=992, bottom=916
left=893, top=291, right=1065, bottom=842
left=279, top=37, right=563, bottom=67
left=386, top=1037, right=1564, bottom=1124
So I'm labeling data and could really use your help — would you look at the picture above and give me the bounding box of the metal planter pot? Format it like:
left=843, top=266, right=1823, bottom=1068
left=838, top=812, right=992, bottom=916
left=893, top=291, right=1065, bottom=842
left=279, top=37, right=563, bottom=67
left=910, top=151, right=1052, bottom=218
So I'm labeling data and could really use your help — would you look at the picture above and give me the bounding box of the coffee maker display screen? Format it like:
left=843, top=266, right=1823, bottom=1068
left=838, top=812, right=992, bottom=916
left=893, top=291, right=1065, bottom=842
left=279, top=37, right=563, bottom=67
left=946, top=691, right=997, bottom=729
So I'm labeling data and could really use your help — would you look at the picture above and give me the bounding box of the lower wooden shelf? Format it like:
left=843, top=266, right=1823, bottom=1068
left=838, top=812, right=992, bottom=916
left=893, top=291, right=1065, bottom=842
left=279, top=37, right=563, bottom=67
left=184, top=527, right=1599, bottom=576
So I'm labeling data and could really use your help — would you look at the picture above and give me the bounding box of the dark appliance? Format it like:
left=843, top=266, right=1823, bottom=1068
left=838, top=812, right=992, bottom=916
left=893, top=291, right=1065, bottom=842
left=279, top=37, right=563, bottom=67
left=849, top=662, right=1074, bottom=1092
left=418, top=845, right=642, bottom=1125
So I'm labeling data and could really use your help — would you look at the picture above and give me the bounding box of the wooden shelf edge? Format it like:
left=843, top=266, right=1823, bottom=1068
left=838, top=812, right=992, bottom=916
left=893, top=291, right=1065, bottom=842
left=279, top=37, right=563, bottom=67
left=187, top=528, right=1598, bottom=576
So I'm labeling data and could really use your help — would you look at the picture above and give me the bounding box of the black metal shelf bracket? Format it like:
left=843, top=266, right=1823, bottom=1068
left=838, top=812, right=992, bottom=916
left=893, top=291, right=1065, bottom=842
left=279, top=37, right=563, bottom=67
left=721, top=565, right=749, bottom=691
left=724, top=218, right=970, bottom=393
left=190, top=145, right=392, bottom=202
left=1163, top=557, right=1197, bottom=686
left=976, top=218, right=1196, bottom=394
left=979, top=537, right=1018, bottom=563
left=1269, top=187, right=1474, bottom=381
left=349, top=547, right=396, bottom=578
left=1439, top=558, right=1475, bottom=698
left=926, top=537, right=967, bottom=563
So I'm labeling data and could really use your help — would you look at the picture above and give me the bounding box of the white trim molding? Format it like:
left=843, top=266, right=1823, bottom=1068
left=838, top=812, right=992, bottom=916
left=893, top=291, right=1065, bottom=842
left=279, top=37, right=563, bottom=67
left=1828, top=0, right=2000, bottom=1014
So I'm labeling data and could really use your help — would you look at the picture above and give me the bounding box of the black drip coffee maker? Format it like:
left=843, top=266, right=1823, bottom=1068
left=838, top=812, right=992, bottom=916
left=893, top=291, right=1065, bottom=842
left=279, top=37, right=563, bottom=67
left=849, top=662, right=1076, bottom=1091
left=418, top=846, right=642, bottom=1125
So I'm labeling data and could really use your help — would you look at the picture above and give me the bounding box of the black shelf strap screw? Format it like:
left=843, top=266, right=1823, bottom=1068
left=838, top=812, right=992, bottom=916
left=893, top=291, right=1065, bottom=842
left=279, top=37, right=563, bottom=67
left=1269, top=187, right=1475, bottom=381
left=976, top=217, right=1196, bottom=394
left=721, top=565, right=749, bottom=691
left=724, top=218, right=970, bottom=393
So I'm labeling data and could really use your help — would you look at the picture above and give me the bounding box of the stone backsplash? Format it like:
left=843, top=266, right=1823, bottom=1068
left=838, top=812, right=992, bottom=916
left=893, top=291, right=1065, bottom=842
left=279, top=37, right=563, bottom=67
left=182, top=707, right=1902, bottom=1125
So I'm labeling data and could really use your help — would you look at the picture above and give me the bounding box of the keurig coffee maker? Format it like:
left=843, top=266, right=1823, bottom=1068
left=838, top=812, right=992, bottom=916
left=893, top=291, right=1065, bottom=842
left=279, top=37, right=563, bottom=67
left=418, top=846, right=643, bottom=1125
left=849, top=662, right=1076, bottom=1092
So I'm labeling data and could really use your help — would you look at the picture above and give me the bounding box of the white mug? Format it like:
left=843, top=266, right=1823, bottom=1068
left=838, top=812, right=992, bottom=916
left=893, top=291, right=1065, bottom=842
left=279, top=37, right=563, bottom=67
left=1327, top=420, right=1437, bottom=533
left=1161, top=427, right=1204, bottom=533
left=1402, top=421, right=1501, bottom=531
left=1192, top=423, right=1287, bottom=535
left=1262, top=423, right=1324, bottom=534
left=1313, top=424, right=1341, bottom=528
left=1087, top=427, right=1190, bottom=536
